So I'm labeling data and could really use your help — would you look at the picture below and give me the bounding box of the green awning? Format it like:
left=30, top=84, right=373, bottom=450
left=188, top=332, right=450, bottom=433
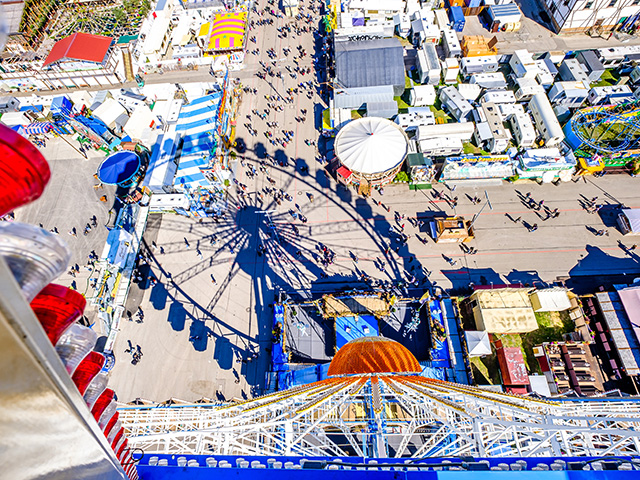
left=117, top=35, right=139, bottom=45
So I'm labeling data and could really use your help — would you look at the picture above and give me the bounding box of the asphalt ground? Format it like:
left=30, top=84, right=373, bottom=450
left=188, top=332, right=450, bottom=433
left=14, top=137, right=117, bottom=328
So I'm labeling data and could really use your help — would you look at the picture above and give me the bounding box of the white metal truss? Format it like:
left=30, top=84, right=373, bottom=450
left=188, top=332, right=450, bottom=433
left=118, top=375, right=640, bottom=458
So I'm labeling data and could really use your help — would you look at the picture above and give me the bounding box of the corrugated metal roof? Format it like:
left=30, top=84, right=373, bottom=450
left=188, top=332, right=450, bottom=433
left=596, top=291, right=640, bottom=375
left=335, top=38, right=405, bottom=90
left=497, top=346, right=529, bottom=385
left=1, top=0, right=25, bottom=34
left=530, top=288, right=572, bottom=312
left=621, top=208, right=640, bottom=234
left=488, top=3, right=522, bottom=18
left=333, top=85, right=394, bottom=109
left=617, top=285, right=640, bottom=348
left=366, top=100, right=398, bottom=118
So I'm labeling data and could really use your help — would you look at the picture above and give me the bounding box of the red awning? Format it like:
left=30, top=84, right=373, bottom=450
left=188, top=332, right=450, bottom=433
left=337, top=166, right=352, bottom=180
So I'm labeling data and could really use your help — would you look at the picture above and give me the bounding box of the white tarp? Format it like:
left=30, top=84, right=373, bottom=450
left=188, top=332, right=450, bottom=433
left=530, top=288, right=572, bottom=312
left=622, top=209, right=640, bottom=234
left=334, top=117, right=408, bottom=175
left=68, top=90, right=95, bottom=112
left=465, top=330, right=492, bottom=357
left=102, top=229, right=134, bottom=269
left=528, top=374, right=551, bottom=396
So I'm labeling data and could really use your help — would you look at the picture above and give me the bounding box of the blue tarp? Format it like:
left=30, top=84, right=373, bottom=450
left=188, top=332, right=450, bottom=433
left=335, top=314, right=379, bottom=349
left=291, top=366, right=320, bottom=386
left=277, top=371, right=292, bottom=390
left=420, top=364, right=446, bottom=380
left=317, top=363, right=330, bottom=380
left=50, top=96, right=73, bottom=116
left=97, top=151, right=141, bottom=185
left=290, top=363, right=331, bottom=386
left=272, top=343, right=288, bottom=372
left=429, top=301, right=451, bottom=367
left=443, top=298, right=469, bottom=384
left=74, top=114, right=112, bottom=139
left=272, top=305, right=288, bottom=372
left=19, top=105, right=43, bottom=112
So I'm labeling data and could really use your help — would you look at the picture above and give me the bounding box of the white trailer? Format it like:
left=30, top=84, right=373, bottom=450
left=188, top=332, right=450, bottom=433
left=528, top=92, right=564, bottom=147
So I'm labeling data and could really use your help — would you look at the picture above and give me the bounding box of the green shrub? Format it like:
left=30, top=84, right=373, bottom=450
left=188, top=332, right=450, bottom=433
left=506, top=174, right=520, bottom=183
left=394, top=171, right=409, bottom=183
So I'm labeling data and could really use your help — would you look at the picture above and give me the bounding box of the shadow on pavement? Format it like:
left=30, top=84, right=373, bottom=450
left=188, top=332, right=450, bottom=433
left=168, top=301, right=187, bottom=331
left=214, top=336, right=233, bottom=370
left=150, top=282, right=168, bottom=310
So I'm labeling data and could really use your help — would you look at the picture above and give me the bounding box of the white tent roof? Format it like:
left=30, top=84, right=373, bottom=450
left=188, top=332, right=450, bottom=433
left=334, top=117, right=408, bottom=175
left=0, top=111, right=30, bottom=127
left=622, top=209, right=640, bottom=234
left=143, top=16, right=172, bottom=55
left=68, top=90, right=95, bottom=111
left=93, top=98, right=128, bottom=129
left=465, top=330, right=492, bottom=357
left=124, top=104, right=158, bottom=141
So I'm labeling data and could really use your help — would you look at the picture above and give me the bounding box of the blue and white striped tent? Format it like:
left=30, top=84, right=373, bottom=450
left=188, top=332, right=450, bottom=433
left=24, top=122, right=53, bottom=135
left=173, top=93, right=223, bottom=190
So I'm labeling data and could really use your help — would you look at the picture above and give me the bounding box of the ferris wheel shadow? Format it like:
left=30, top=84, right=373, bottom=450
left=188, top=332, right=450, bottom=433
left=138, top=149, right=435, bottom=391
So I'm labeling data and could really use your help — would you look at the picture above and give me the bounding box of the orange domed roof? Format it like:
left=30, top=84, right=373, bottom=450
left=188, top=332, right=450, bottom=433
left=328, top=337, right=421, bottom=376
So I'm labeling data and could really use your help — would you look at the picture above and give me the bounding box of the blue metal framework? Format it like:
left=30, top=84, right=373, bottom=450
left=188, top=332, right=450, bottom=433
left=569, top=101, right=640, bottom=154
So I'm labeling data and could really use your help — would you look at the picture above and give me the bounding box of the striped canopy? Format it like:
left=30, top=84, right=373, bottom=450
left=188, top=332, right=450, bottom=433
left=24, top=122, right=53, bottom=135
left=199, top=11, right=247, bottom=52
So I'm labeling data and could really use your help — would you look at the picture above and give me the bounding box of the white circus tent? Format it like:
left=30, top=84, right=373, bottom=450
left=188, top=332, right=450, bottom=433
left=335, top=117, right=408, bottom=175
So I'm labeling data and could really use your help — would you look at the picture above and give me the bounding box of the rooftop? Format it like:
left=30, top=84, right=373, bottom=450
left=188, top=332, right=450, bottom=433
left=43, top=33, right=113, bottom=67
left=334, top=38, right=405, bottom=90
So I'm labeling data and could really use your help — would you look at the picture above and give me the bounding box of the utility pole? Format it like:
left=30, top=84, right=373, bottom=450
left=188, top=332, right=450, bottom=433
left=469, top=190, right=492, bottom=229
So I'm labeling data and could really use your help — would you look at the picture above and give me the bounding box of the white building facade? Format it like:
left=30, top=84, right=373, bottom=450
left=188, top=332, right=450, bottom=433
left=540, top=0, right=640, bottom=34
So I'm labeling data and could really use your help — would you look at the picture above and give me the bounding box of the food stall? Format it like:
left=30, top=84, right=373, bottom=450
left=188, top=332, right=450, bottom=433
left=407, top=153, right=434, bottom=190
left=430, top=216, right=475, bottom=243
